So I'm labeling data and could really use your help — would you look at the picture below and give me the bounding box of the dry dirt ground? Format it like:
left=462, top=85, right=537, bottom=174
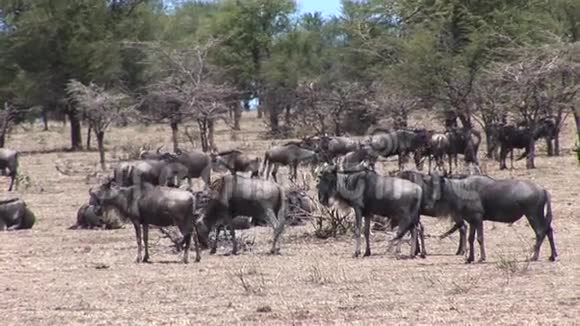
left=1, top=112, right=579, bottom=325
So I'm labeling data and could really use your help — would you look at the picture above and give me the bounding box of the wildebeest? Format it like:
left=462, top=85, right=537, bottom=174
left=335, top=145, right=378, bottom=171
left=445, top=128, right=481, bottom=174
left=211, top=150, right=261, bottom=178
left=260, top=143, right=317, bottom=182
left=399, top=170, right=467, bottom=255
left=197, top=175, right=286, bottom=255
left=428, top=173, right=557, bottom=263
left=318, top=136, right=361, bottom=160
left=69, top=201, right=123, bottom=230
left=316, top=165, right=424, bottom=258
left=0, top=148, right=18, bottom=191
left=162, top=150, right=212, bottom=188
left=0, top=198, right=35, bottom=230
left=114, top=160, right=190, bottom=188
left=365, top=129, right=429, bottom=170
left=497, top=121, right=555, bottom=170
left=90, top=180, right=200, bottom=263
left=139, top=145, right=165, bottom=160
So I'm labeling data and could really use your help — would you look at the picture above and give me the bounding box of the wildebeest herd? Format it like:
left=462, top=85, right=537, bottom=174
left=0, top=121, right=561, bottom=265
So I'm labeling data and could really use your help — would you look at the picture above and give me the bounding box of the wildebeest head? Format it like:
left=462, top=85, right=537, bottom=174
left=316, top=164, right=338, bottom=206
left=89, top=178, right=127, bottom=215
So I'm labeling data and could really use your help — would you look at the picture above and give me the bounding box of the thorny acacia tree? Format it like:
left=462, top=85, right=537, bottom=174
left=138, top=39, right=236, bottom=152
left=66, top=80, right=133, bottom=169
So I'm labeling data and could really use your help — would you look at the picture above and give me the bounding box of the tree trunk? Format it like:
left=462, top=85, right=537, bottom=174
left=66, top=108, right=83, bottom=151
left=284, top=105, right=292, bottom=127
left=574, top=108, right=580, bottom=164
left=170, top=121, right=179, bottom=153
left=0, top=132, right=5, bottom=148
left=269, top=109, right=279, bottom=135
left=546, top=137, right=554, bottom=157
left=198, top=119, right=209, bottom=152
left=86, top=124, right=92, bottom=150
left=527, top=139, right=536, bottom=169
left=208, top=119, right=216, bottom=152
left=96, top=131, right=106, bottom=170
left=233, top=103, right=242, bottom=131
left=41, top=107, right=49, bottom=131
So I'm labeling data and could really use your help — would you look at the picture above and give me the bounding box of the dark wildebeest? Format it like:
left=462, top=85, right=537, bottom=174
left=428, top=173, right=557, bottom=263
left=0, top=148, right=18, bottom=191
left=162, top=150, right=212, bottom=188
left=399, top=170, right=467, bottom=255
left=197, top=175, right=286, bottom=255
left=139, top=145, right=165, bottom=160
left=113, top=160, right=190, bottom=188
left=497, top=120, right=555, bottom=170
left=335, top=145, right=378, bottom=171
left=69, top=203, right=105, bottom=229
left=211, top=150, right=261, bottom=178
left=90, top=180, right=200, bottom=263
left=0, top=198, right=35, bottom=230
left=365, top=129, right=430, bottom=170
left=260, top=143, right=317, bottom=182
left=316, top=165, right=424, bottom=258
left=445, top=128, right=481, bottom=174
left=318, top=136, right=360, bottom=160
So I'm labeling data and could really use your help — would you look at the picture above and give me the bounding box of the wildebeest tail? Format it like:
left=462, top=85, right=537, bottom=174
left=544, top=189, right=553, bottom=228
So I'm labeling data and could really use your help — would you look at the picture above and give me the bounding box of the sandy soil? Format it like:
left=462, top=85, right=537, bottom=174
left=0, top=112, right=578, bottom=325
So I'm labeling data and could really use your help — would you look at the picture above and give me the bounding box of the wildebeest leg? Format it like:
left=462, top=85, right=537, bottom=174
left=458, top=223, right=467, bottom=255
left=265, top=209, right=284, bottom=254
left=417, top=222, right=426, bottom=258
left=229, top=222, right=238, bottom=255
left=526, top=212, right=548, bottom=262
left=353, top=208, right=363, bottom=257
left=499, top=145, right=508, bottom=170
left=546, top=227, right=557, bottom=262
left=132, top=222, right=143, bottom=263
left=466, top=223, right=476, bottom=263
left=142, top=224, right=151, bottom=263
left=192, top=226, right=201, bottom=263
left=510, top=149, right=514, bottom=169
left=271, top=164, right=279, bottom=183
left=181, top=231, right=192, bottom=264
left=210, top=225, right=223, bottom=255
left=8, top=172, right=16, bottom=191
left=476, top=221, right=486, bottom=262
left=363, top=215, right=371, bottom=257
left=409, top=225, right=418, bottom=258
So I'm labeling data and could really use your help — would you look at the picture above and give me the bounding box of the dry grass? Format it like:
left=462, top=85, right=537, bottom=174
left=0, top=112, right=579, bottom=325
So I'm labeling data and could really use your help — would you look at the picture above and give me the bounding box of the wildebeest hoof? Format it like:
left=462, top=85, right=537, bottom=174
left=456, top=250, right=465, bottom=256
left=353, top=251, right=361, bottom=258
left=420, top=253, right=426, bottom=259
left=209, top=249, right=217, bottom=255
left=465, top=259, right=473, bottom=264
left=363, top=250, right=371, bottom=257
left=549, top=255, right=557, bottom=262
left=478, top=258, right=486, bottom=263
left=269, top=248, right=281, bottom=255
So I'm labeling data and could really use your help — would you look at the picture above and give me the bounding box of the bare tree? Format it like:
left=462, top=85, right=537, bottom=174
left=0, top=102, right=19, bottom=148
left=66, top=80, right=133, bottom=170
left=134, top=39, right=237, bottom=152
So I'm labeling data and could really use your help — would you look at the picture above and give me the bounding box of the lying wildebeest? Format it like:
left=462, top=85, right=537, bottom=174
left=428, top=173, right=557, bottom=263
left=211, top=150, right=261, bottom=178
left=0, top=148, right=18, bottom=191
left=261, top=143, right=317, bottom=182
left=365, top=129, right=429, bottom=170
left=0, top=198, right=35, bottom=230
left=197, top=175, right=286, bottom=255
left=162, top=149, right=212, bottom=188
left=399, top=170, right=467, bottom=255
left=69, top=203, right=105, bottom=229
left=497, top=120, right=555, bottom=170
left=316, top=164, right=424, bottom=258
left=139, top=145, right=165, bottom=160
left=90, top=180, right=200, bottom=263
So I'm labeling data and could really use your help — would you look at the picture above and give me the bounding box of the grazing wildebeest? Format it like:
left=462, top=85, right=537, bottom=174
left=197, top=175, right=286, bottom=255
left=0, top=198, right=35, bottom=230
left=399, top=170, right=467, bottom=255
left=316, top=165, right=424, bottom=258
left=260, top=143, right=317, bottom=182
left=211, top=150, right=261, bottom=178
left=139, top=145, right=165, bottom=160
left=162, top=150, right=212, bottom=188
left=90, top=180, right=200, bottom=263
left=335, top=145, right=378, bottom=171
left=115, top=160, right=190, bottom=188
left=0, top=148, right=18, bottom=191
left=318, top=136, right=361, bottom=160
left=365, top=129, right=430, bottom=170
left=428, top=173, right=557, bottom=263
left=497, top=120, right=555, bottom=170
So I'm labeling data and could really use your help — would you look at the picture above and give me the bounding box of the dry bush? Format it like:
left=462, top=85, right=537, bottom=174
left=227, top=263, right=267, bottom=296
left=311, top=203, right=353, bottom=239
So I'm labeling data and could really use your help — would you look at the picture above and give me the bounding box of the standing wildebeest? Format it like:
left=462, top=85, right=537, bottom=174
left=0, top=198, right=35, bottom=230
left=318, top=136, right=361, bottom=160
left=162, top=150, right=212, bottom=188
left=365, top=129, right=429, bottom=170
left=445, top=128, right=481, bottom=174
left=90, top=180, right=200, bottom=263
left=428, top=173, right=557, bottom=263
left=197, top=175, right=286, bottom=255
left=0, top=148, right=18, bottom=191
left=497, top=120, right=555, bottom=170
left=399, top=170, right=467, bottom=255
left=211, top=150, right=261, bottom=178
left=261, top=143, right=317, bottom=182
left=316, top=165, right=424, bottom=258
left=139, top=145, right=165, bottom=160
left=114, top=160, right=190, bottom=188
left=335, top=145, right=378, bottom=171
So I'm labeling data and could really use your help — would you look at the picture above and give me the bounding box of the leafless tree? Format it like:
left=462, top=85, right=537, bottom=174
left=133, top=39, right=237, bottom=152
left=66, top=80, right=134, bottom=170
left=0, top=102, right=20, bottom=148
